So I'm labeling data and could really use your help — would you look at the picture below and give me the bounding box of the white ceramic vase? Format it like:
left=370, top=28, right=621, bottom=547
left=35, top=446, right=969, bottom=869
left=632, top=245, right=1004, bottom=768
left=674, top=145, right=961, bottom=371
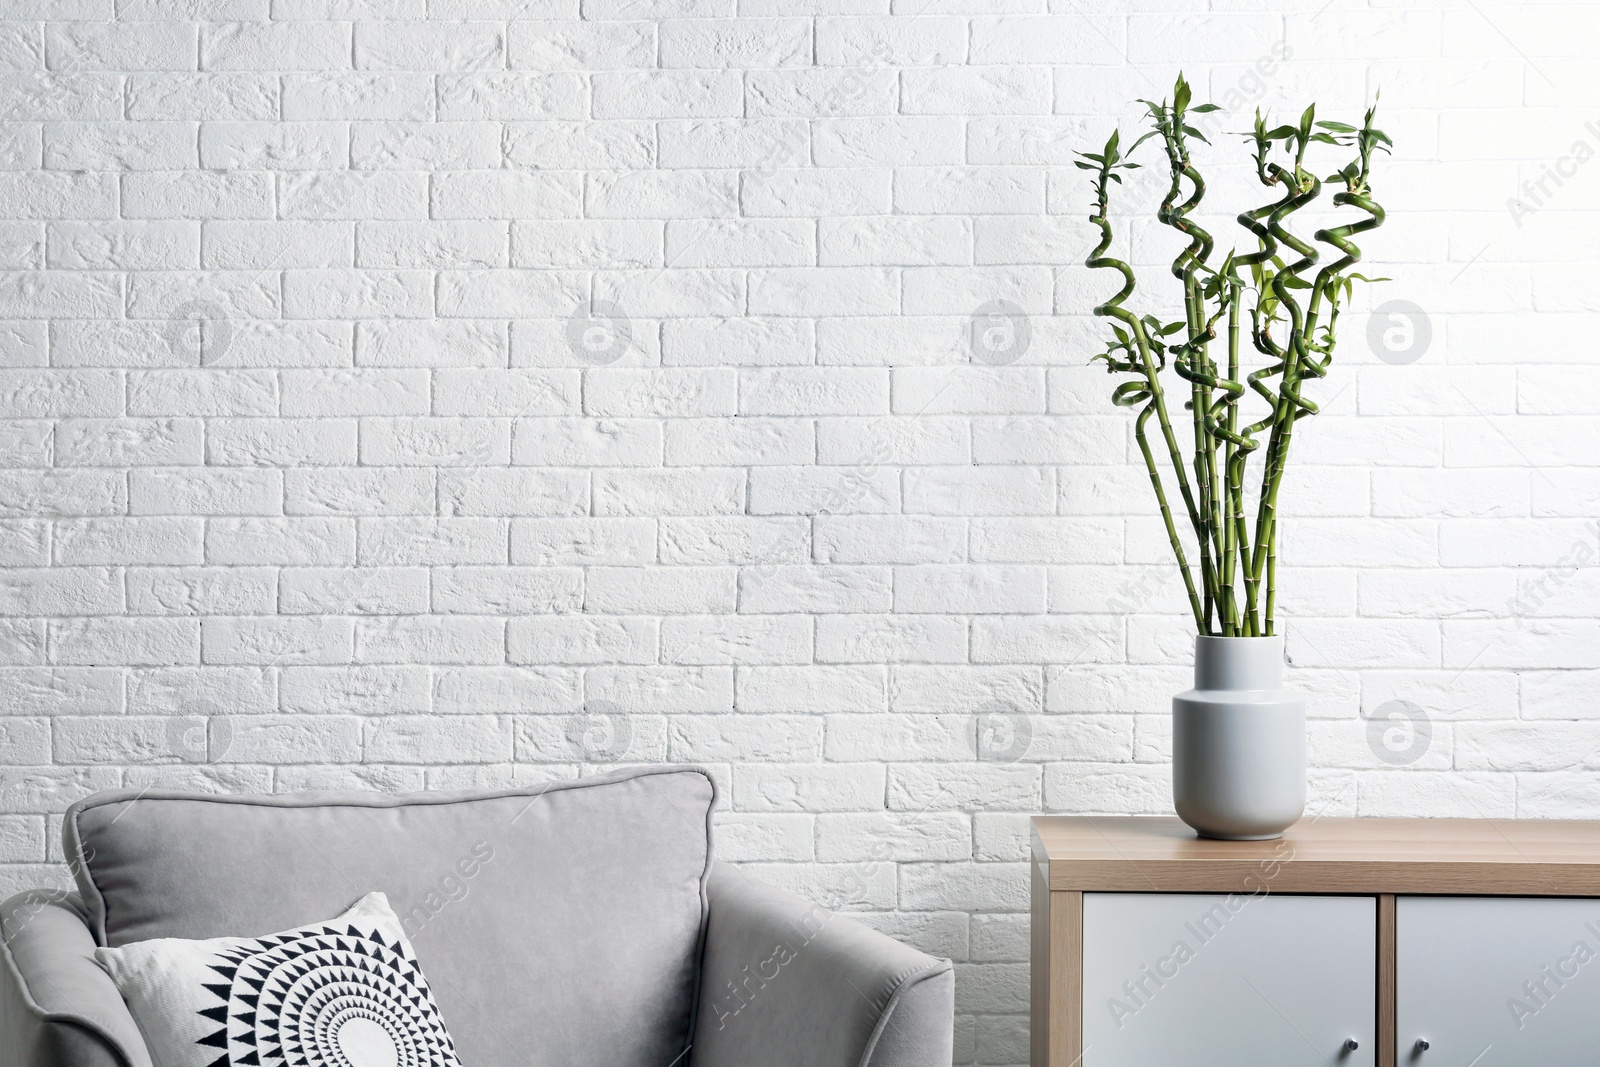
left=1172, top=634, right=1305, bottom=840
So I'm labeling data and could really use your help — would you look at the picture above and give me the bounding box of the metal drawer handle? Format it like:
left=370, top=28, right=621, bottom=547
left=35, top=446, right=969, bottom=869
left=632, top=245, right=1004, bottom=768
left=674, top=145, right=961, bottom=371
left=1415, top=1038, right=1430, bottom=1052
left=1344, top=1038, right=1359, bottom=1051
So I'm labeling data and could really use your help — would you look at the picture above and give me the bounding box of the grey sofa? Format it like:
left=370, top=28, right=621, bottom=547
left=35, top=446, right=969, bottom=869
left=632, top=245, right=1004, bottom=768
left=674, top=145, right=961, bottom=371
left=0, top=766, right=953, bottom=1067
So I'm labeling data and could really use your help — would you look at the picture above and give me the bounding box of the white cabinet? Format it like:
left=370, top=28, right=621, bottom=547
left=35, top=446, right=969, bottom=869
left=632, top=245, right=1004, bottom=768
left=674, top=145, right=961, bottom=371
left=1081, top=893, right=1376, bottom=1067
left=1034, top=818, right=1600, bottom=1067
left=1398, top=896, right=1600, bottom=1067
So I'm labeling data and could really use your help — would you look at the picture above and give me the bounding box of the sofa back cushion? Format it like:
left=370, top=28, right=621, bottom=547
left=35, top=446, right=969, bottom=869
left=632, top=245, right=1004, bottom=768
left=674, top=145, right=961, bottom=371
left=64, top=767, right=714, bottom=1067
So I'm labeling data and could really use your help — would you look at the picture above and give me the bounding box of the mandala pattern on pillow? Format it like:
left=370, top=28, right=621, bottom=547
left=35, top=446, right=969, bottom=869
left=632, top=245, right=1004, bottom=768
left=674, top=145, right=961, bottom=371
left=96, top=893, right=463, bottom=1067
left=194, top=919, right=462, bottom=1067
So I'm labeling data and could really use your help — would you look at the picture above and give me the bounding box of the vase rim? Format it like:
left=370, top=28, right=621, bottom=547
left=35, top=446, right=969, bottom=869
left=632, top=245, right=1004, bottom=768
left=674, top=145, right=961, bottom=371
left=1194, top=634, right=1283, bottom=643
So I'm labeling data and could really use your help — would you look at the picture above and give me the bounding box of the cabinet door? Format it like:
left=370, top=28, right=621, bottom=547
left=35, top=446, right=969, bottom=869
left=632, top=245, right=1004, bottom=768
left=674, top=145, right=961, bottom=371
left=1081, top=893, right=1375, bottom=1067
left=1398, top=896, right=1600, bottom=1066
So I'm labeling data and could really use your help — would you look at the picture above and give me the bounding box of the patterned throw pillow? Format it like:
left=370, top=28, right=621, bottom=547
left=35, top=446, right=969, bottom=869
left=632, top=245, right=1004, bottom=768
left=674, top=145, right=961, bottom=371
left=95, top=892, right=463, bottom=1067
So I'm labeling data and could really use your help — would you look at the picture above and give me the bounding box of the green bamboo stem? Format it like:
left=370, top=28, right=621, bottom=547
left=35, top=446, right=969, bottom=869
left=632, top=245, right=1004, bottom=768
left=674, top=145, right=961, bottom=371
left=1214, top=287, right=1254, bottom=635
left=1134, top=403, right=1200, bottom=628
left=1081, top=81, right=1389, bottom=636
left=1246, top=163, right=1322, bottom=632
left=1082, top=170, right=1206, bottom=628
left=1149, top=84, right=1224, bottom=631
left=1155, top=125, right=1218, bottom=627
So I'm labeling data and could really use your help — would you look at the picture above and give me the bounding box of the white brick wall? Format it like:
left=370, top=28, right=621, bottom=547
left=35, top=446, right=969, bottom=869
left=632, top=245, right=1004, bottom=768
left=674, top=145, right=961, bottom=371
left=2, top=2, right=1597, bottom=1062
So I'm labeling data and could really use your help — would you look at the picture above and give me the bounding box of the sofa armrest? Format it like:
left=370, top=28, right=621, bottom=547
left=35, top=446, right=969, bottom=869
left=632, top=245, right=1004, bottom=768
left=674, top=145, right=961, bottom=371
left=0, top=891, right=152, bottom=1067
left=691, top=864, right=954, bottom=1067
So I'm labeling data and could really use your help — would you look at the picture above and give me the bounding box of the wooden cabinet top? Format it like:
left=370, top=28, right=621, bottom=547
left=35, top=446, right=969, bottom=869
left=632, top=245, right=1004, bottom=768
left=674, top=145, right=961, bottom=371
left=1032, top=816, right=1600, bottom=896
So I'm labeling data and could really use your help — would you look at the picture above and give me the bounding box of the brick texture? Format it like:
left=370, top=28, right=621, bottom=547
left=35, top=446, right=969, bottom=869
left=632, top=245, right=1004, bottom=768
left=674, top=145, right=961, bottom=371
left=0, top=4, right=1594, bottom=1063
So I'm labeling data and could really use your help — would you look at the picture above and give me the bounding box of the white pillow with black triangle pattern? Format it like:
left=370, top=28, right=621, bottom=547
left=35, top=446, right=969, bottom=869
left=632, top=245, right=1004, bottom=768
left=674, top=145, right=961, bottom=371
left=95, top=892, right=463, bottom=1067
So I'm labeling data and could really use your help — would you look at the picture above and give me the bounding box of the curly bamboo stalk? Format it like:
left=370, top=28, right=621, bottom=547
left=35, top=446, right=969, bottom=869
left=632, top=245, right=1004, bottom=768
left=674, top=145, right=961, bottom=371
left=1082, top=141, right=1205, bottom=628
left=1082, top=80, right=1390, bottom=636
left=1147, top=78, right=1228, bottom=629
left=1248, top=161, right=1322, bottom=633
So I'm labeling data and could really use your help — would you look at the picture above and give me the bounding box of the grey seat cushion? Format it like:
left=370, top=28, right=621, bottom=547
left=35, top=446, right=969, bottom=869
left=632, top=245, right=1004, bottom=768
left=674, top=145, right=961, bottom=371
left=63, top=766, right=714, bottom=1067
